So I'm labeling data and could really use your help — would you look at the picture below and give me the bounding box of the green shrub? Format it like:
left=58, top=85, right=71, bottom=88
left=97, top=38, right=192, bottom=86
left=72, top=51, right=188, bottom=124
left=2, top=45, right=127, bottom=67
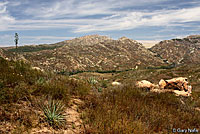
left=0, top=58, right=44, bottom=104
left=33, top=78, right=70, bottom=103
left=33, top=76, right=90, bottom=102
left=68, top=79, right=91, bottom=97
left=36, top=77, right=46, bottom=85
left=38, top=96, right=66, bottom=128
left=0, top=82, right=31, bottom=104
left=98, top=87, right=102, bottom=92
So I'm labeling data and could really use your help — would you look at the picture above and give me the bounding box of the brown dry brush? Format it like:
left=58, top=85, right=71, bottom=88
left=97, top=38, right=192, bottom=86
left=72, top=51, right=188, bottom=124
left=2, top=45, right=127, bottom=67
left=0, top=58, right=91, bottom=132
left=83, top=85, right=200, bottom=134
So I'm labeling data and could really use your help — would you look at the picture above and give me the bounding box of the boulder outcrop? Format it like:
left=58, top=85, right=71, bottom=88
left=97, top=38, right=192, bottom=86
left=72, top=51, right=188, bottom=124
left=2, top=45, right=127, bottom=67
left=136, top=77, right=192, bottom=97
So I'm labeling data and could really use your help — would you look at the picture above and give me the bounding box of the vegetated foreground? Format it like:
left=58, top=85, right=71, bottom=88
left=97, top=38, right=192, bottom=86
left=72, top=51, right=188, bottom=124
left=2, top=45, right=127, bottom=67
left=0, top=58, right=200, bottom=133
left=81, top=64, right=200, bottom=133
left=0, top=57, right=90, bottom=133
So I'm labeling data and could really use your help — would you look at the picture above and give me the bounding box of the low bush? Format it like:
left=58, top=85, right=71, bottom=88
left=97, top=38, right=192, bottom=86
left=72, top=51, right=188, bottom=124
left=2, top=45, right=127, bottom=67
left=0, top=58, right=90, bottom=105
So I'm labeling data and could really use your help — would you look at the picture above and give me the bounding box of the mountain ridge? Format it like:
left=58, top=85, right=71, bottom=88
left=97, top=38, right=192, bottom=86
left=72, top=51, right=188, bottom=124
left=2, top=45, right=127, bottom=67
left=1, top=35, right=167, bottom=72
left=3, top=34, right=200, bottom=72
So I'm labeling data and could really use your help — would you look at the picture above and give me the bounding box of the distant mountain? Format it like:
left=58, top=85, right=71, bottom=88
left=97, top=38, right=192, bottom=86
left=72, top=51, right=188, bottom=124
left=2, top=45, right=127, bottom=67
left=149, top=35, right=200, bottom=65
left=3, top=35, right=166, bottom=72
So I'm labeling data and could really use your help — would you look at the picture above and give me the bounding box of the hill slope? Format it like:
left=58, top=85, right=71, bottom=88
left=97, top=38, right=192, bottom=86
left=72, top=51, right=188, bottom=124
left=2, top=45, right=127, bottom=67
left=9, top=35, right=166, bottom=71
left=150, top=35, right=200, bottom=65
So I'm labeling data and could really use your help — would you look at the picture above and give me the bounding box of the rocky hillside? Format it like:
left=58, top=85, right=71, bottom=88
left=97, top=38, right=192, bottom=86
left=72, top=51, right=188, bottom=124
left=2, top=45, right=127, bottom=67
left=3, top=35, right=166, bottom=72
left=150, top=35, right=200, bottom=65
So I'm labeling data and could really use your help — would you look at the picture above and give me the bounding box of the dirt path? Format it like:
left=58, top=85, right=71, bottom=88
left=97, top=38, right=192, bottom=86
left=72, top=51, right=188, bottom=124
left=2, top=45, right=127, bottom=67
left=64, top=98, right=85, bottom=134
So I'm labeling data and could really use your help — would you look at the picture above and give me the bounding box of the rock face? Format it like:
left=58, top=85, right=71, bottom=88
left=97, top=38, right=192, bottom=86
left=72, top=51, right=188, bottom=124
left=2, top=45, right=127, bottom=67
left=7, top=35, right=166, bottom=72
left=149, top=35, right=200, bottom=65
left=159, top=77, right=191, bottom=93
left=136, top=77, right=192, bottom=97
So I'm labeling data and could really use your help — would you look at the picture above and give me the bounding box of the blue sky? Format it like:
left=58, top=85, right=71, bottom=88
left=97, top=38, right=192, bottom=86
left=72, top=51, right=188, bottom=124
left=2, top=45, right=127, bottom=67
left=0, top=0, right=200, bottom=47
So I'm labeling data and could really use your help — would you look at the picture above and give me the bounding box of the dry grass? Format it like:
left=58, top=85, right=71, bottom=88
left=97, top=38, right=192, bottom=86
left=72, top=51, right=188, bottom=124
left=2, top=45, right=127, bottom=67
left=77, top=65, right=200, bottom=133
left=82, top=85, right=200, bottom=134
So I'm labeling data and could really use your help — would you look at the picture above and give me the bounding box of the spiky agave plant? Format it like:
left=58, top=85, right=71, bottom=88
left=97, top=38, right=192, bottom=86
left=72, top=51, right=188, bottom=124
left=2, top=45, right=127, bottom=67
left=87, top=77, right=97, bottom=85
left=40, top=97, right=66, bottom=127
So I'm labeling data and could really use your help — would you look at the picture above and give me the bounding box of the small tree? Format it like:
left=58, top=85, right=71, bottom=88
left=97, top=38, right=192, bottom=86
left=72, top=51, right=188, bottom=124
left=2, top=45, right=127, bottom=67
left=14, top=33, right=19, bottom=50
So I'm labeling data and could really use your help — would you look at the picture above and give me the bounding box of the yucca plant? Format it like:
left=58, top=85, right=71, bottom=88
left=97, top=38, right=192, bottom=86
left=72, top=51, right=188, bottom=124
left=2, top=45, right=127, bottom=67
left=87, top=77, right=98, bottom=85
left=39, top=96, right=66, bottom=127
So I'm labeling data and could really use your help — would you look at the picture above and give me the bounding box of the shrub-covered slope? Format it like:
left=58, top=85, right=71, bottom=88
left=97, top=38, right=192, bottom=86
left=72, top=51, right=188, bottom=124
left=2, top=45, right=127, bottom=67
left=6, top=35, right=166, bottom=72
left=150, top=35, right=200, bottom=65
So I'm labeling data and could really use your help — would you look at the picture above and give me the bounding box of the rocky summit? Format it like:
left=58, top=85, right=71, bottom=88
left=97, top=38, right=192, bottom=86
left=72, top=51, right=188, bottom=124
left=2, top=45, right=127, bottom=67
left=2, top=35, right=166, bottom=72
left=150, top=35, right=200, bottom=65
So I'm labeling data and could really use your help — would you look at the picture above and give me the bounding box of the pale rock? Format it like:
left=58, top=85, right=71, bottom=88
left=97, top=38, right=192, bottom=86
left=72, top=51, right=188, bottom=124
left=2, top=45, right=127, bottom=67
left=32, top=67, right=44, bottom=72
left=173, top=90, right=191, bottom=97
left=159, top=79, right=167, bottom=89
left=136, top=80, right=154, bottom=89
left=166, top=77, right=188, bottom=84
left=112, top=81, right=121, bottom=86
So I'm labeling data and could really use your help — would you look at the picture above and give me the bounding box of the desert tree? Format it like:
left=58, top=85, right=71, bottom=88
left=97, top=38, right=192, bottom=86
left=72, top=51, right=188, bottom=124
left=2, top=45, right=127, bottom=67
left=14, top=33, right=19, bottom=50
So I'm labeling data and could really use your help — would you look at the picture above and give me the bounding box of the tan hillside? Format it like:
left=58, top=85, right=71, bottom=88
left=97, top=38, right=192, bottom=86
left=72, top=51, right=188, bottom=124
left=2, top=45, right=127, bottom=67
left=150, top=35, right=200, bottom=65
left=4, top=35, right=167, bottom=72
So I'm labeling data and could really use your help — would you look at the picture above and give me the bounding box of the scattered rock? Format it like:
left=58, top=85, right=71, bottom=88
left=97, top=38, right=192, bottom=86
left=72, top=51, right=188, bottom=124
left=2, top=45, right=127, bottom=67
left=112, top=81, right=121, bottom=86
left=32, top=67, right=44, bottom=72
